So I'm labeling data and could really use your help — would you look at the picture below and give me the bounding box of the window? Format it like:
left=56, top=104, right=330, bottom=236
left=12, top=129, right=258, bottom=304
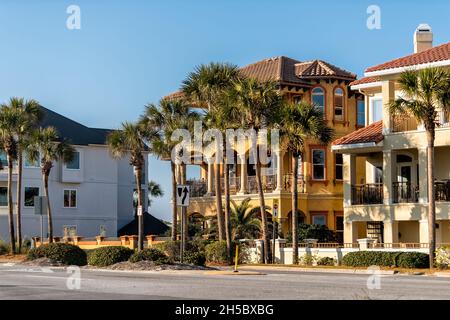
left=312, top=214, right=327, bottom=226
left=374, top=166, right=383, bottom=184
left=24, top=187, right=39, bottom=207
left=334, top=88, right=344, bottom=121
left=64, top=190, right=77, bottom=208
left=335, top=154, right=343, bottom=180
left=0, top=152, right=7, bottom=168
left=372, top=98, right=383, bottom=123
left=0, top=187, right=7, bottom=206
left=312, top=149, right=326, bottom=180
left=293, top=95, right=303, bottom=104
left=66, top=151, right=80, bottom=170
left=357, top=99, right=365, bottom=126
left=24, top=152, right=40, bottom=168
left=63, top=226, right=77, bottom=238
left=311, top=87, right=325, bottom=114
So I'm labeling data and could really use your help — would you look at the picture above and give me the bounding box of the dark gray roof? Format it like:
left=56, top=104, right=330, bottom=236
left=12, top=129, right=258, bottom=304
left=118, top=212, right=170, bottom=236
left=39, top=106, right=111, bottom=146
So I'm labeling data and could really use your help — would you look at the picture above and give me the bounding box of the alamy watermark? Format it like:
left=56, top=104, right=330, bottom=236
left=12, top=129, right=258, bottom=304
left=66, top=5, right=81, bottom=30
left=366, top=5, right=381, bottom=30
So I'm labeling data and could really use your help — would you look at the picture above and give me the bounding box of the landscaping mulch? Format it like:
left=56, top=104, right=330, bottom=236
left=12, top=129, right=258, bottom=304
left=103, top=261, right=216, bottom=271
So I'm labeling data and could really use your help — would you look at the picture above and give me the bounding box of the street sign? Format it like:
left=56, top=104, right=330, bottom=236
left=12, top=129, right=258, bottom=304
left=176, top=185, right=190, bottom=207
left=34, top=196, right=47, bottom=216
left=137, top=205, right=143, bottom=216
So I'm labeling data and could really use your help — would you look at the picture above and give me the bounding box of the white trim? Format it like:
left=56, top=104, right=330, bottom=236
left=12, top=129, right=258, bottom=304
left=24, top=186, right=40, bottom=208
left=63, top=189, right=77, bottom=208
left=365, top=59, right=450, bottom=77
left=331, top=142, right=378, bottom=151
left=350, top=81, right=382, bottom=90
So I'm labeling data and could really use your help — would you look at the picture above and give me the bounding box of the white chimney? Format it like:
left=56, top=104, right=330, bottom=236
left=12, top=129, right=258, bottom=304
left=414, top=24, right=433, bottom=53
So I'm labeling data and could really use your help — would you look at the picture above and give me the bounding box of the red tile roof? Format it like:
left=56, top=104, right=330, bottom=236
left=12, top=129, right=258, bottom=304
left=365, top=42, right=450, bottom=73
left=332, top=120, right=383, bottom=146
left=349, top=76, right=381, bottom=87
left=294, top=60, right=356, bottom=80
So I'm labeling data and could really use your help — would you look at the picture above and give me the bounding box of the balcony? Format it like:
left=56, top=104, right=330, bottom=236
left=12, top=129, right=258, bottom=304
left=392, top=110, right=449, bottom=133
left=351, top=183, right=383, bottom=205
left=187, top=179, right=207, bottom=198
left=393, top=182, right=419, bottom=203
left=435, top=180, right=450, bottom=202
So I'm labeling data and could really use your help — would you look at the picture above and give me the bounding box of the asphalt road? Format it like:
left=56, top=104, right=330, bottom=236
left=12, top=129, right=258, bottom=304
left=1, top=263, right=450, bottom=300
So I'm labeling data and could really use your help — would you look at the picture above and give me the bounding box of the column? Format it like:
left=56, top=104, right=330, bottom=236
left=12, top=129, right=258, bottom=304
left=206, top=158, right=214, bottom=196
left=344, top=220, right=358, bottom=244
left=418, top=147, right=428, bottom=204
left=275, top=150, right=283, bottom=192
left=419, top=219, right=429, bottom=244
left=381, top=79, right=395, bottom=134
left=383, top=220, right=399, bottom=244
left=343, top=154, right=356, bottom=207
left=383, top=150, right=395, bottom=205
left=238, top=153, right=248, bottom=194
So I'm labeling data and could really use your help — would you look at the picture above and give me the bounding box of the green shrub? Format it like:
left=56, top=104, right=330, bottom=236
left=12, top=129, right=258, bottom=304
left=205, top=241, right=230, bottom=264
left=397, top=252, right=429, bottom=269
left=129, top=248, right=169, bottom=264
left=0, top=239, right=9, bottom=255
left=154, top=240, right=180, bottom=262
left=342, top=251, right=428, bottom=268
left=27, top=243, right=87, bottom=266
left=435, top=247, right=450, bottom=269
left=317, top=257, right=335, bottom=266
left=183, top=250, right=206, bottom=266
left=87, top=246, right=133, bottom=267
left=299, top=253, right=317, bottom=266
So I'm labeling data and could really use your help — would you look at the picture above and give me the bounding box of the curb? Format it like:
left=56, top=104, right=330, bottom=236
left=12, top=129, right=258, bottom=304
left=204, top=270, right=266, bottom=276
left=238, top=265, right=396, bottom=275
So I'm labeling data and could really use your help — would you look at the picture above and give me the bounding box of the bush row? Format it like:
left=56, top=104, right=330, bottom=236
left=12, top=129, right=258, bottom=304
left=27, top=243, right=87, bottom=266
left=342, top=251, right=429, bottom=268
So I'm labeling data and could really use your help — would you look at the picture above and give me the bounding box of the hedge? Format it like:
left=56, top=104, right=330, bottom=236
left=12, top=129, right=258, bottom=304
left=205, top=241, right=229, bottom=264
left=183, top=250, right=206, bottom=266
left=27, top=243, right=87, bottom=266
left=317, top=256, right=335, bottom=266
left=87, top=246, right=133, bottom=267
left=129, top=248, right=169, bottom=264
left=342, top=251, right=429, bottom=268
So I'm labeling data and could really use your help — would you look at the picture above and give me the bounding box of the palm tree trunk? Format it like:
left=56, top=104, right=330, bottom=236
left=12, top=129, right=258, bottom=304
left=170, top=161, right=177, bottom=241
left=214, top=162, right=225, bottom=240
left=426, top=130, right=436, bottom=268
left=292, top=153, right=299, bottom=265
left=7, top=154, right=15, bottom=254
left=135, top=166, right=144, bottom=251
left=43, top=173, right=53, bottom=243
left=223, top=152, right=232, bottom=262
left=255, top=147, right=270, bottom=264
left=16, top=151, right=23, bottom=252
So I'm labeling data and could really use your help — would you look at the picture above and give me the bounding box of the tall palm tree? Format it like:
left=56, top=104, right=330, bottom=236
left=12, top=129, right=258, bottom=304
left=27, top=127, right=75, bottom=243
left=147, top=180, right=164, bottom=208
left=280, top=101, right=333, bottom=264
left=141, top=99, right=199, bottom=241
left=229, top=77, right=283, bottom=263
left=389, top=67, right=450, bottom=267
left=230, top=198, right=261, bottom=240
left=4, top=98, right=42, bottom=252
left=107, top=122, right=157, bottom=251
left=181, top=62, right=240, bottom=244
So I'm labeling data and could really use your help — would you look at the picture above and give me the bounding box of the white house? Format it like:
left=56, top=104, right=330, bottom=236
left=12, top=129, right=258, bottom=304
left=0, top=106, right=149, bottom=240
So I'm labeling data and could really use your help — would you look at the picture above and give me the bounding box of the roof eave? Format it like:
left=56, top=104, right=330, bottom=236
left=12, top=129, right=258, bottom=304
left=350, top=81, right=382, bottom=90
left=331, top=141, right=383, bottom=152
left=365, top=59, right=450, bottom=77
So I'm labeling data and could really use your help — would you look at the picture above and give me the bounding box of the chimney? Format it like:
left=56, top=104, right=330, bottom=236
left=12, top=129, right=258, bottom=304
left=414, top=24, right=433, bottom=53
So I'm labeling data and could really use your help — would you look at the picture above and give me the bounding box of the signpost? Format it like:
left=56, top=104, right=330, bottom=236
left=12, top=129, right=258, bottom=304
left=272, top=201, right=279, bottom=264
left=34, top=196, right=47, bottom=241
left=176, top=185, right=190, bottom=263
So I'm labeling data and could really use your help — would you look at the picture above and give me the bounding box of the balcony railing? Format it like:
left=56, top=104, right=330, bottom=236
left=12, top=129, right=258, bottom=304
left=392, top=115, right=418, bottom=132
left=187, top=179, right=207, bottom=198
left=393, top=182, right=419, bottom=203
left=282, top=173, right=306, bottom=193
left=220, top=176, right=241, bottom=195
left=247, top=174, right=277, bottom=194
left=435, top=180, right=450, bottom=202
left=351, top=183, right=383, bottom=205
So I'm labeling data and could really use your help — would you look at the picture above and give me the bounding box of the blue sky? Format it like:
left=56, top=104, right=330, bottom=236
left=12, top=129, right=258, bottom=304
left=1, top=0, right=449, bottom=221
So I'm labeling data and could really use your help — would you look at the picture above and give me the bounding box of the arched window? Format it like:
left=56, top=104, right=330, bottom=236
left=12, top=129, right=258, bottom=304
left=311, top=87, right=325, bottom=115
left=334, top=88, right=344, bottom=121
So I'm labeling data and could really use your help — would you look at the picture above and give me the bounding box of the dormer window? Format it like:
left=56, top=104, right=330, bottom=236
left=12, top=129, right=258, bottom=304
left=311, top=87, right=325, bottom=115
left=334, top=88, right=344, bottom=121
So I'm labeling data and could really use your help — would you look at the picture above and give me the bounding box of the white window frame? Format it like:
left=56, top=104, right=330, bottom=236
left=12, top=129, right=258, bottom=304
left=312, top=149, right=326, bottom=181
left=63, top=189, right=77, bottom=208
left=370, top=97, right=383, bottom=124
left=311, top=87, right=325, bottom=115
left=65, top=151, right=81, bottom=170
left=24, top=152, right=41, bottom=168
left=335, top=154, right=343, bottom=181
left=357, top=99, right=366, bottom=127
left=24, top=187, right=40, bottom=208
left=63, top=225, right=77, bottom=237
left=312, top=214, right=327, bottom=226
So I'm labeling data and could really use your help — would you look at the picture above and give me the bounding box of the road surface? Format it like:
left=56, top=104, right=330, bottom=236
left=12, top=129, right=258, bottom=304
left=1, top=263, right=450, bottom=300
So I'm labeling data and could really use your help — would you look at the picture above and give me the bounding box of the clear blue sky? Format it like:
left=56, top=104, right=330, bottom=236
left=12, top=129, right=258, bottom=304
left=1, top=0, right=449, bottom=221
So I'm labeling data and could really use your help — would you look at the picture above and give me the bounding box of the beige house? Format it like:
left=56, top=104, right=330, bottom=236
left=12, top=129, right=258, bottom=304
left=332, top=24, right=450, bottom=246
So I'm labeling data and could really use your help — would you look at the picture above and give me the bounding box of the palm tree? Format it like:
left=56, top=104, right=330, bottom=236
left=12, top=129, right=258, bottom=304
left=230, top=198, right=261, bottom=240
left=141, top=99, right=199, bottom=241
left=280, top=101, right=333, bottom=264
left=4, top=98, right=42, bottom=252
left=27, top=127, right=75, bottom=243
left=389, top=67, right=450, bottom=267
left=182, top=62, right=240, bottom=246
left=147, top=180, right=164, bottom=208
left=229, top=77, right=283, bottom=263
left=107, top=122, right=157, bottom=251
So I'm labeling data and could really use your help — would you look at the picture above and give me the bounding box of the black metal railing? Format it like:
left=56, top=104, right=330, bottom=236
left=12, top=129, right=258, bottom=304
left=187, top=179, right=207, bottom=198
left=393, top=182, right=419, bottom=203
left=351, top=183, right=383, bottom=205
left=435, top=180, right=450, bottom=202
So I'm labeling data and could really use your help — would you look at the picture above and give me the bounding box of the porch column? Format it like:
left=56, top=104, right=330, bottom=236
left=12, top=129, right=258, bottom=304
left=383, top=150, right=395, bottom=205
left=343, top=154, right=356, bottom=207
left=275, top=150, right=284, bottom=192
left=344, top=220, right=358, bottom=244
left=383, top=220, right=399, bottom=244
left=381, top=79, right=395, bottom=134
left=206, top=158, right=214, bottom=196
left=418, top=147, right=428, bottom=203
left=238, top=153, right=248, bottom=194
left=419, top=219, right=429, bottom=244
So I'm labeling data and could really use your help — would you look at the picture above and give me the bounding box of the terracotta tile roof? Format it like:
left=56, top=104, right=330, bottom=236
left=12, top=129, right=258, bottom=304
left=349, top=76, right=381, bottom=87
left=294, top=60, right=356, bottom=80
left=366, top=42, right=450, bottom=73
left=332, top=120, right=383, bottom=146
left=164, top=90, right=185, bottom=100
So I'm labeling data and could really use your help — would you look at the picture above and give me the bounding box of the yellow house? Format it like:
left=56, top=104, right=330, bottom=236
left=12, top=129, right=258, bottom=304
left=332, top=24, right=450, bottom=246
left=172, top=56, right=366, bottom=241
